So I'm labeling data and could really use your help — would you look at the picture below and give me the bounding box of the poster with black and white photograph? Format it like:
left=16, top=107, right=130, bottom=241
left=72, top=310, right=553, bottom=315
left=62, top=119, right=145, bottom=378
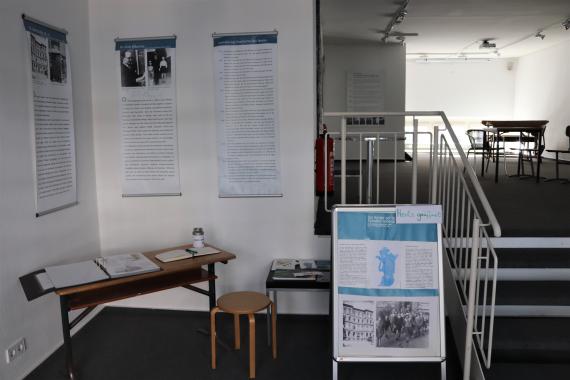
left=24, top=17, right=77, bottom=216
left=213, top=32, right=282, bottom=197
left=116, top=37, right=180, bottom=196
left=333, top=207, right=444, bottom=360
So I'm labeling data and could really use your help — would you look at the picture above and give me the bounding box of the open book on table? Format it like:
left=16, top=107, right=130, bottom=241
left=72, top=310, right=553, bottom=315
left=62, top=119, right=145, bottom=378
left=45, top=253, right=160, bottom=288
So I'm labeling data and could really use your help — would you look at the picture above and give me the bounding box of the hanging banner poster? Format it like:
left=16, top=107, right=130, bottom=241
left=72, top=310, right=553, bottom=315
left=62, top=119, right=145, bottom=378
left=213, top=32, right=282, bottom=197
left=23, top=17, right=77, bottom=216
left=115, top=36, right=180, bottom=196
left=332, top=206, right=445, bottom=364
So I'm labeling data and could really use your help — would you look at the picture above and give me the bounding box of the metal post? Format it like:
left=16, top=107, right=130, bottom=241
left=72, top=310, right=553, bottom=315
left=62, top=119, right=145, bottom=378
left=366, top=138, right=374, bottom=204
left=431, top=126, right=439, bottom=204
left=266, top=290, right=271, bottom=346
left=463, top=218, right=481, bottom=380
left=208, top=263, right=216, bottom=310
left=324, top=132, right=329, bottom=208
left=341, top=117, right=347, bottom=204
left=60, top=296, right=76, bottom=380
left=412, top=117, right=418, bottom=204
left=332, top=359, right=338, bottom=380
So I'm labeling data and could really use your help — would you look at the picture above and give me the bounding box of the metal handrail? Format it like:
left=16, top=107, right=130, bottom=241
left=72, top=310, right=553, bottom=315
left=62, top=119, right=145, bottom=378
left=322, top=111, right=500, bottom=379
left=437, top=133, right=498, bottom=372
left=323, top=111, right=501, bottom=237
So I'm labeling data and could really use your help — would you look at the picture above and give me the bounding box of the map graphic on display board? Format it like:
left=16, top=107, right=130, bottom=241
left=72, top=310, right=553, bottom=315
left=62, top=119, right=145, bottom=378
left=331, top=205, right=445, bottom=367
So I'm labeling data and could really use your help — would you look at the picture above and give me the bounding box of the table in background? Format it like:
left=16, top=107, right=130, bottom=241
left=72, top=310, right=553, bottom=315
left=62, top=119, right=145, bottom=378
left=482, top=120, right=548, bottom=183
left=265, top=260, right=330, bottom=344
left=20, top=244, right=236, bottom=380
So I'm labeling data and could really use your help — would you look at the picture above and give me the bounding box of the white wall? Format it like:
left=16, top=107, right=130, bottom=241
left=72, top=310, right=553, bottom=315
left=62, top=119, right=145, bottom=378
left=89, top=0, right=328, bottom=313
left=0, top=1, right=100, bottom=379
left=323, top=42, right=406, bottom=158
left=407, top=60, right=516, bottom=119
left=514, top=40, right=570, bottom=153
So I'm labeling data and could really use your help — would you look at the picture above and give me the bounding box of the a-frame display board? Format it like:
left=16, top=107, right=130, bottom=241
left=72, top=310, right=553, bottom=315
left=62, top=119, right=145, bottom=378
left=332, top=205, right=446, bottom=379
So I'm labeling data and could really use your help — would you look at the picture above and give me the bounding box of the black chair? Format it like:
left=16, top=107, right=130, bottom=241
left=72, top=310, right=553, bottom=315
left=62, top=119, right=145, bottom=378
left=466, top=129, right=492, bottom=173
left=545, top=125, right=570, bottom=183
left=509, top=126, right=546, bottom=178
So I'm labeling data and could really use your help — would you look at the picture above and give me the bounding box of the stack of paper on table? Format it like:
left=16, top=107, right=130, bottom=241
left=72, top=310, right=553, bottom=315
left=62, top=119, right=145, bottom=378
left=155, top=249, right=193, bottom=263
left=155, top=247, right=221, bottom=263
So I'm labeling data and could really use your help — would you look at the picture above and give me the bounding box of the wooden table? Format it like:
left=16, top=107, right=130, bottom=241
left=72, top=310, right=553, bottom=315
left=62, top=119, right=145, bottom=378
left=481, top=120, right=548, bottom=183
left=21, top=244, right=236, bottom=380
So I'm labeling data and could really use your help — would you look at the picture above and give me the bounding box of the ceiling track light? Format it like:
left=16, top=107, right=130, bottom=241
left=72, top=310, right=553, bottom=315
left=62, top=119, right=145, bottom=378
left=562, top=19, right=570, bottom=30
left=479, top=39, right=496, bottom=49
left=395, top=10, right=408, bottom=25
left=381, top=0, right=410, bottom=43
left=535, top=31, right=546, bottom=40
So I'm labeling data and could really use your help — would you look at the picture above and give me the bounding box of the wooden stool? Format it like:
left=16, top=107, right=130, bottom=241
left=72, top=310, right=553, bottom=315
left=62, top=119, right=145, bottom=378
left=210, top=291, right=277, bottom=378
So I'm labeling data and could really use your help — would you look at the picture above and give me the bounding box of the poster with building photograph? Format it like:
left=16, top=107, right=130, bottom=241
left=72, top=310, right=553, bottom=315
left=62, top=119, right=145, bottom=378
left=24, top=17, right=77, bottom=216
left=213, top=32, right=282, bottom=197
left=116, top=36, right=180, bottom=196
left=333, top=206, right=444, bottom=360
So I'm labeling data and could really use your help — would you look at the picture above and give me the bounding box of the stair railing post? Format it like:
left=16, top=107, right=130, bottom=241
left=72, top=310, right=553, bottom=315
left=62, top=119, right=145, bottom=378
left=463, top=218, right=481, bottom=380
left=412, top=116, right=418, bottom=204
left=431, top=125, right=439, bottom=204
left=341, top=117, right=347, bottom=204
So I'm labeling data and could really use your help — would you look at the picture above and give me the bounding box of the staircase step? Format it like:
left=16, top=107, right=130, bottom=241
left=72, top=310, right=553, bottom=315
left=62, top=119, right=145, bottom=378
left=496, top=268, right=570, bottom=281
left=496, top=248, right=570, bottom=268
left=486, top=305, right=570, bottom=317
left=492, top=317, right=570, bottom=363
left=486, top=363, right=570, bottom=380
left=493, top=281, right=570, bottom=306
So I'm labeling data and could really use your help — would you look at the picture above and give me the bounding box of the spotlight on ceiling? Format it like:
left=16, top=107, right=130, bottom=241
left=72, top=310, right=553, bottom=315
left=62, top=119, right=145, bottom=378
left=535, top=31, right=546, bottom=40
left=562, top=19, right=570, bottom=30
left=395, top=9, right=408, bottom=24
left=479, top=39, right=496, bottom=49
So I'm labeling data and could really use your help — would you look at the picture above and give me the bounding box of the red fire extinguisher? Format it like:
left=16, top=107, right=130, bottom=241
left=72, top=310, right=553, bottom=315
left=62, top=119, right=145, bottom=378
left=315, top=124, right=334, bottom=194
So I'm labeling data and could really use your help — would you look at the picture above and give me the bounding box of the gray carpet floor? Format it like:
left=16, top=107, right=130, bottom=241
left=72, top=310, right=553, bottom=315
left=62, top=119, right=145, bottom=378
left=26, top=307, right=461, bottom=380
left=315, top=154, right=570, bottom=237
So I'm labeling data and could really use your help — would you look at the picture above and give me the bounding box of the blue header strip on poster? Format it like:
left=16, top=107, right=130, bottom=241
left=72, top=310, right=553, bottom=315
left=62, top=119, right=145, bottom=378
left=337, top=211, right=437, bottom=242
left=339, top=287, right=439, bottom=297
left=115, top=38, right=176, bottom=51
left=213, top=34, right=277, bottom=47
left=23, top=19, right=67, bottom=42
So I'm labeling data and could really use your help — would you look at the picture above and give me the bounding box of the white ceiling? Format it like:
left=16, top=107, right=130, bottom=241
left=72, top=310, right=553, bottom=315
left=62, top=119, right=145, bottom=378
left=321, top=0, right=570, bottom=58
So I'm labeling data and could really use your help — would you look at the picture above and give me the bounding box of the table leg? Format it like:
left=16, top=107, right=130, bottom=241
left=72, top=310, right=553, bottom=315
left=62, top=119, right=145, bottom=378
left=266, top=290, right=271, bottom=346
left=208, top=263, right=216, bottom=310
left=495, top=135, right=500, bottom=183
left=481, top=132, right=485, bottom=177
left=556, top=152, right=560, bottom=181
left=60, top=296, right=76, bottom=380
left=268, top=291, right=277, bottom=347
left=536, top=131, right=542, bottom=183
left=332, top=359, right=339, bottom=380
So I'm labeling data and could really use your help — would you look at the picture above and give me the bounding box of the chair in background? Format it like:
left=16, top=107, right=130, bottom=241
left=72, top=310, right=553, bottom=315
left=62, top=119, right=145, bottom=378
left=545, top=125, right=570, bottom=183
left=509, top=126, right=546, bottom=178
left=466, top=129, right=492, bottom=173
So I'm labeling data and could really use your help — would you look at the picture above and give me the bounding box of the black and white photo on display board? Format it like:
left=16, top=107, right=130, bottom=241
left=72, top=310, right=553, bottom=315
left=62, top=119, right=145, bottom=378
left=375, top=301, right=430, bottom=349
left=146, top=48, right=172, bottom=87
left=120, top=48, right=146, bottom=87
left=342, top=301, right=374, bottom=344
left=30, top=34, right=48, bottom=81
left=48, top=39, right=67, bottom=83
